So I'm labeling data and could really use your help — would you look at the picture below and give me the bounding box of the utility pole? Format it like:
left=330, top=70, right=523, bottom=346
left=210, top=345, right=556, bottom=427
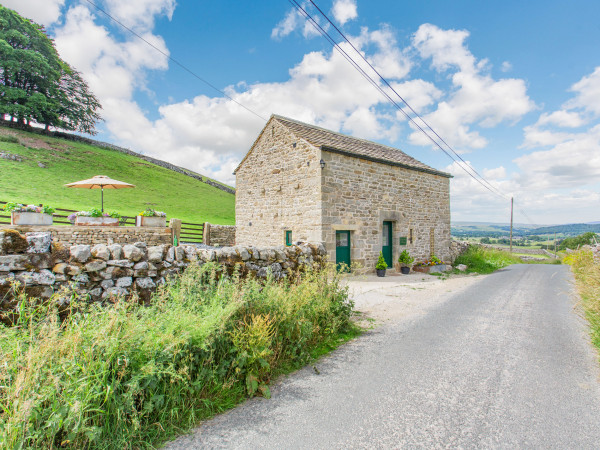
left=510, top=197, right=514, bottom=253
left=554, top=232, right=557, bottom=258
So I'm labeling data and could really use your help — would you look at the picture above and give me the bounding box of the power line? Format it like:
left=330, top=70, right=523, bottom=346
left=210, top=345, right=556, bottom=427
left=291, top=0, right=507, bottom=200
left=307, top=0, right=506, bottom=200
left=81, top=0, right=267, bottom=123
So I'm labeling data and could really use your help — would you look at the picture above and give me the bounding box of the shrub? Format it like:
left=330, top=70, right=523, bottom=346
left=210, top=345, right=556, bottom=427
left=2, top=202, right=55, bottom=214
left=138, top=208, right=166, bottom=217
left=0, top=262, right=356, bottom=448
left=454, top=246, right=522, bottom=274
left=375, top=251, right=387, bottom=270
left=398, top=250, right=414, bottom=266
left=564, top=250, right=600, bottom=350
left=0, top=135, right=19, bottom=143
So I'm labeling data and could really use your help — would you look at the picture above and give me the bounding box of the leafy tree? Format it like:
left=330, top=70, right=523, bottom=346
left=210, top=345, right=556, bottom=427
left=480, top=237, right=491, bottom=244
left=559, top=232, right=598, bottom=250
left=0, top=6, right=101, bottom=134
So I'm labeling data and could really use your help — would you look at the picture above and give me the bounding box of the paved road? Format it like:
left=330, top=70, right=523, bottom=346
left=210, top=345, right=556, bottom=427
left=166, top=265, right=600, bottom=449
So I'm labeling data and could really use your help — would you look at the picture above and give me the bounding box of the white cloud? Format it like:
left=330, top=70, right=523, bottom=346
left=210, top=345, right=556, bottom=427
left=501, top=61, right=512, bottom=73
left=271, top=3, right=324, bottom=40
left=409, top=24, right=535, bottom=150
left=103, top=0, right=176, bottom=31
left=535, top=110, right=585, bottom=128
left=565, top=66, right=600, bottom=117
left=2, top=0, right=65, bottom=26
left=332, top=0, right=358, bottom=25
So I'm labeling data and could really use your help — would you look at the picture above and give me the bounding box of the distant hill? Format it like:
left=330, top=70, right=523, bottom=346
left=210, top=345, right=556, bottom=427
left=452, top=221, right=600, bottom=238
left=526, top=223, right=600, bottom=236
left=0, top=123, right=235, bottom=224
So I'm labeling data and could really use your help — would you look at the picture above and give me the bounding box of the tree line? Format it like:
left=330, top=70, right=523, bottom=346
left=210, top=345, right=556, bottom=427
left=0, top=6, right=101, bottom=134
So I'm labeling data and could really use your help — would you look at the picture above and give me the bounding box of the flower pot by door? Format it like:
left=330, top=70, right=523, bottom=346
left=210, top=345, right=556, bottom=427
left=376, top=268, right=386, bottom=277
left=401, top=266, right=410, bottom=274
left=11, top=212, right=53, bottom=226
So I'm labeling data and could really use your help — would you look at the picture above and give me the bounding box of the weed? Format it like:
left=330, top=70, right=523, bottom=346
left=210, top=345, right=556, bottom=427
left=454, top=246, right=522, bottom=274
left=0, top=262, right=357, bottom=448
left=564, top=250, right=600, bottom=351
left=0, top=135, right=19, bottom=144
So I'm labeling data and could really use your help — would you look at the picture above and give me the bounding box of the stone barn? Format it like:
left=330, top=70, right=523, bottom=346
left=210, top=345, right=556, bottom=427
left=234, top=115, right=452, bottom=272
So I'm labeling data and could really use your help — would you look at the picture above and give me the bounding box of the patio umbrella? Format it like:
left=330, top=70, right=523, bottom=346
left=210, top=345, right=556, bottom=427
left=64, top=175, right=135, bottom=212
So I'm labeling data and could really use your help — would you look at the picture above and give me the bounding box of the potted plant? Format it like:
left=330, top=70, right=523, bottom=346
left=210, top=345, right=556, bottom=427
left=136, top=208, right=167, bottom=227
left=375, top=251, right=388, bottom=277
left=3, top=202, right=55, bottom=225
left=413, top=254, right=448, bottom=273
left=397, top=249, right=414, bottom=274
left=70, top=208, right=121, bottom=226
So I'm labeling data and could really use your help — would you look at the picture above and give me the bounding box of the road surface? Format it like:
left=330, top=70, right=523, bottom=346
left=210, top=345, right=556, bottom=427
left=166, top=264, right=600, bottom=449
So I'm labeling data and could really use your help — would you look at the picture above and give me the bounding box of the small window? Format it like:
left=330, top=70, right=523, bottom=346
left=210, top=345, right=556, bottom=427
left=285, top=230, right=292, bottom=246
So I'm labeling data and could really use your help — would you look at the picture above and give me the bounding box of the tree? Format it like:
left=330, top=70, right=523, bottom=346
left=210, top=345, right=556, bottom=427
left=0, top=6, right=101, bottom=134
left=559, top=232, right=598, bottom=251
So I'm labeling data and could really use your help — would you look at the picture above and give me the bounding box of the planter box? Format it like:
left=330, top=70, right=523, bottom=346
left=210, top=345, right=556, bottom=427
left=75, top=216, right=119, bottom=226
left=11, top=212, right=53, bottom=226
left=413, top=264, right=450, bottom=274
left=136, top=216, right=166, bottom=227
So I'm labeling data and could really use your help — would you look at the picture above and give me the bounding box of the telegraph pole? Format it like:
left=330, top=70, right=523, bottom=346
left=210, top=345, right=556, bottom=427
left=510, top=197, right=514, bottom=253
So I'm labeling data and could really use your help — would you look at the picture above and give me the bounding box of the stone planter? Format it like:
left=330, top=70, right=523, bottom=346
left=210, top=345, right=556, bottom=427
left=376, top=268, right=386, bottom=277
left=413, top=264, right=449, bottom=274
left=75, top=216, right=119, bottom=226
left=11, top=212, right=53, bottom=226
left=136, top=216, right=166, bottom=227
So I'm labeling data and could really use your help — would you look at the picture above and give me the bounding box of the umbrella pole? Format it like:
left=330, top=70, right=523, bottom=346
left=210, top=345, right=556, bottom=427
left=101, top=186, right=104, bottom=212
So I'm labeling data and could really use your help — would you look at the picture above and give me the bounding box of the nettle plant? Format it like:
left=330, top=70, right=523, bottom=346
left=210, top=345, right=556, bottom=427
left=138, top=208, right=166, bottom=217
left=3, top=202, right=55, bottom=215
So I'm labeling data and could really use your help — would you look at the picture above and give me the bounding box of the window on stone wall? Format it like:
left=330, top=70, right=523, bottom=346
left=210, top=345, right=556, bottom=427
left=285, top=230, right=292, bottom=246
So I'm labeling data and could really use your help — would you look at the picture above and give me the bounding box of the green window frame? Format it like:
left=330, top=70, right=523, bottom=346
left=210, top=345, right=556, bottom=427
left=285, top=230, right=292, bottom=246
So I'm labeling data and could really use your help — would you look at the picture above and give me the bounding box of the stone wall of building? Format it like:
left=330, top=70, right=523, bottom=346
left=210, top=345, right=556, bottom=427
left=0, top=229, right=327, bottom=318
left=235, top=118, right=323, bottom=247
left=204, top=223, right=236, bottom=247
left=320, top=151, right=451, bottom=269
left=0, top=225, right=172, bottom=247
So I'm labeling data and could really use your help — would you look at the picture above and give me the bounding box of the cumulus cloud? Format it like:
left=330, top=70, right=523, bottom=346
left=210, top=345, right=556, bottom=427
left=565, top=66, right=600, bottom=116
left=271, top=3, right=324, bottom=40
left=2, top=0, right=65, bottom=26
left=332, top=0, right=358, bottom=25
left=103, top=0, right=176, bottom=31
left=409, top=24, right=535, bottom=151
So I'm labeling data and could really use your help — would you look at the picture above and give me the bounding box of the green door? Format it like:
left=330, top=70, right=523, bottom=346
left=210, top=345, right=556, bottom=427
left=335, top=231, right=351, bottom=271
left=382, top=221, right=393, bottom=268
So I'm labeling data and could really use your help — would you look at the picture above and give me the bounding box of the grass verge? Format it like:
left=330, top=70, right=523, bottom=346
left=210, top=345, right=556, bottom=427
left=564, top=250, right=600, bottom=351
left=0, top=263, right=358, bottom=449
left=454, top=246, right=524, bottom=274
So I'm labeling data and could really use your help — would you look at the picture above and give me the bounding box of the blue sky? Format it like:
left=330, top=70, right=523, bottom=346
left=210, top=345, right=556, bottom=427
left=5, top=0, right=600, bottom=224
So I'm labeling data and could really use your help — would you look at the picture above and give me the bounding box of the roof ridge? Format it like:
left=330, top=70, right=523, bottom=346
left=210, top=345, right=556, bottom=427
left=273, top=114, right=413, bottom=156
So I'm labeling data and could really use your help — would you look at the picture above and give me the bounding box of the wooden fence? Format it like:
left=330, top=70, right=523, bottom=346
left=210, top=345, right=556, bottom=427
left=0, top=201, right=205, bottom=244
left=180, top=222, right=204, bottom=244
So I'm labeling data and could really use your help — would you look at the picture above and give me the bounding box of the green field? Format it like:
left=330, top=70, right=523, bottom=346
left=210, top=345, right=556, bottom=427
left=0, top=125, right=235, bottom=224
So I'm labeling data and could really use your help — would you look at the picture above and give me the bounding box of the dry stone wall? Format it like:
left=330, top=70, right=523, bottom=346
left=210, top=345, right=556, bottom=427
left=204, top=223, right=236, bottom=247
left=0, top=225, right=172, bottom=247
left=0, top=229, right=326, bottom=317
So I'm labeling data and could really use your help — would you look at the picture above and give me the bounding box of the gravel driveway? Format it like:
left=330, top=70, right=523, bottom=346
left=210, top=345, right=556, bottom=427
left=165, top=264, right=600, bottom=449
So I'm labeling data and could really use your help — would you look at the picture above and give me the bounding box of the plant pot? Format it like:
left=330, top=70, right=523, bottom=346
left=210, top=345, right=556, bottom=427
left=136, top=216, right=166, bottom=227
left=376, top=268, right=386, bottom=277
left=75, top=216, right=119, bottom=226
left=400, top=266, right=410, bottom=274
left=413, top=264, right=449, bottom=274
left=11, top=212, right=53, bottom=226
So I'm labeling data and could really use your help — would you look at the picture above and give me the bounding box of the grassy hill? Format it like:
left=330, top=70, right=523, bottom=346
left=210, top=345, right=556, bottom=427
left=0, top=124, right=235, bottom=225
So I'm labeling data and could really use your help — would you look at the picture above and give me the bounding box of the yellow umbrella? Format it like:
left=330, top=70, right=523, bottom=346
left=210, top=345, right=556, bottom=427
left=64, top=175, right=135, bottom=212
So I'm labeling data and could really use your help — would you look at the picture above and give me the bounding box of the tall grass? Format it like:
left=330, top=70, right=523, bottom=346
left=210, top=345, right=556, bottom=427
left=0, top=263, right=356, bottom=449
left=454, top=246, right=523, bottom=274
left=564, top=250, right=600, bottom=350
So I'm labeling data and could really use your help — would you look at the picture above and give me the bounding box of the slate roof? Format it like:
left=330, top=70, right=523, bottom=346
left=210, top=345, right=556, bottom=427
left=272, top=115, right=451, bottom=178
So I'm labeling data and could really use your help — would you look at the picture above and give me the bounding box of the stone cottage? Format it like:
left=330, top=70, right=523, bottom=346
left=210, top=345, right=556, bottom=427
left=234, top=114, right=452, bottom=272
